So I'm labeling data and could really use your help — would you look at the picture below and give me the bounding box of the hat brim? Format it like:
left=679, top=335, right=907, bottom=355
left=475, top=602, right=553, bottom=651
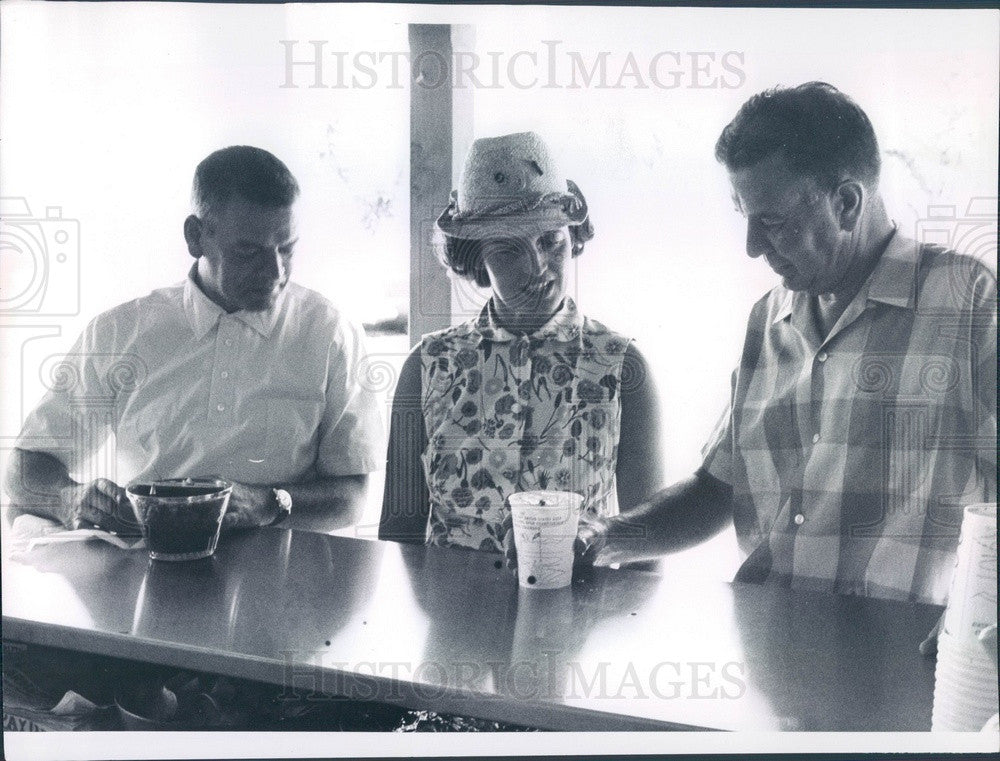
left=437, top=205, right=587, bottom=240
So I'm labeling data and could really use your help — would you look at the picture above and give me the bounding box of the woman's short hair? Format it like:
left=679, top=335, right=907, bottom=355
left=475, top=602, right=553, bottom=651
left=438, top=218, right=595, bottom=288
left=192, top=146, right=299, bottom=220
left=715, top=82, right=881, bottom=191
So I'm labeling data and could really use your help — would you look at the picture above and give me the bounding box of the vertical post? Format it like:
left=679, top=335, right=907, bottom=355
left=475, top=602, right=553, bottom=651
left=449, top=25, right=476, bottom=191
left=408, top=24, right=474, bottom=347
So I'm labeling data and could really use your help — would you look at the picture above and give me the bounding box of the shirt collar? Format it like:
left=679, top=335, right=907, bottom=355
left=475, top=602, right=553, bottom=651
left=772, top=289, right=796, bottom=325
left=771, top=225, right=915, bottom=325
left=864, top=227, right=919, bottom=309
left=182, top=265, right=281, bottom=339
left=458, top=296, right=583, bottom=344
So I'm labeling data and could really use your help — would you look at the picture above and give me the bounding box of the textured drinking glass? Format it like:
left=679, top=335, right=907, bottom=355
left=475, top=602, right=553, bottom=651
left=126, top=479, right=232, bottom=561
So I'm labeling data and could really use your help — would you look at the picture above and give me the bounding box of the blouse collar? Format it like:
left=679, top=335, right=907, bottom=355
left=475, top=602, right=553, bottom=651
left=461, top=296, right=583, bottom=344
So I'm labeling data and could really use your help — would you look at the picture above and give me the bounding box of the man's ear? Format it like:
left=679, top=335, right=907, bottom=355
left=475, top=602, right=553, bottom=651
left=833, top=181, right=865, bottom=231
left=184, top=214, right=204, bottom=259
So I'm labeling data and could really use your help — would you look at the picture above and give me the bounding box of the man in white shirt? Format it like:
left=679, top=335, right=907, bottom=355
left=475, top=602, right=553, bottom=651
left=5, top=146, right=384, bottom=533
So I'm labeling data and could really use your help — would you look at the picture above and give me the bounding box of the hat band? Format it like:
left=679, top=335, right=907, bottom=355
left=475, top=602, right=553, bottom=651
left=441, top=179, right=586, bottom=222
left=454, top=190, right=580, bottom=220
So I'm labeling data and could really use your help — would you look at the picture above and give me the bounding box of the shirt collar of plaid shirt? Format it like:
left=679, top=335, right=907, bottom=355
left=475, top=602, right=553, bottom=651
left=182, top=264, right=285, bottom=340
left=772, top=224, right=917, bottom=324
left=462, top=295, right=583, bottom=345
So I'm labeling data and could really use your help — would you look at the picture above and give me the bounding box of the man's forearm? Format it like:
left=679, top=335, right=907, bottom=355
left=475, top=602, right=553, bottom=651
left=6, top=451, right=371, bottom=533
left=222, top=474, right=370, bottom=534
left=283, top=474, right=369, bottom=533
left=3, top=448, right=75, bottom=524
left=596, top=470, right=734, bottom=566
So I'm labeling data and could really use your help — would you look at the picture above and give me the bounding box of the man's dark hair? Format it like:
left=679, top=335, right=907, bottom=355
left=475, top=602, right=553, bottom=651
left=192, top=146, right=299, bottom=219
left=439, top=219, right=594, bottom=289
left=715, top=82, right=881, bottom=190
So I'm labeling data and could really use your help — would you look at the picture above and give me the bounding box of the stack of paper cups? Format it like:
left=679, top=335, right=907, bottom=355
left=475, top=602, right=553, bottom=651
left=932, top=503, right=998, bottom=732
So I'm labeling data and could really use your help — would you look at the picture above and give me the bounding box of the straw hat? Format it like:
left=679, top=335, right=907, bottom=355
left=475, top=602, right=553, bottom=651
left=436, top=132, right=588, bottom=240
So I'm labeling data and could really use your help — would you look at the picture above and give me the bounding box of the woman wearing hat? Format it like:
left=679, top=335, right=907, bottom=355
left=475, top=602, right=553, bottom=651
left=380, top=132, right=663, bottom=554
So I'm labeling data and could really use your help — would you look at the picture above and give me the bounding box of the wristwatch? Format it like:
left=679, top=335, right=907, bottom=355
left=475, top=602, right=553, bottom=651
left=270, top=488, right=292, bottom=526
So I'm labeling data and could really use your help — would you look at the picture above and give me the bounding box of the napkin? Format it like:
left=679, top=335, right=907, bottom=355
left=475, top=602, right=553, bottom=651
left=9, top=513, right=145, bottom=553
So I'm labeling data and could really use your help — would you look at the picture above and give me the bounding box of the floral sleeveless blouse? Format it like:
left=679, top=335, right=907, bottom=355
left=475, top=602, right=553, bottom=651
left=420, top=297, right=631, bottom=552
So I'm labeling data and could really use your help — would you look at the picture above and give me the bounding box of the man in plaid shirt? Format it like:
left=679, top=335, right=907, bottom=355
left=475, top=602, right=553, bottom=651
left=573, top=83, right=996, bottom=605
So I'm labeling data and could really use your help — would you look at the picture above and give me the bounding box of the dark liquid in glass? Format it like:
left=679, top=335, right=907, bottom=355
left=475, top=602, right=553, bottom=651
left=130, top=485, right=228, bottom=558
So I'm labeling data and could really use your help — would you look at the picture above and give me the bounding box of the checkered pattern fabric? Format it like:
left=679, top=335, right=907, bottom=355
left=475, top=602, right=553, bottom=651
left=702, top=233, right=996, bottom=604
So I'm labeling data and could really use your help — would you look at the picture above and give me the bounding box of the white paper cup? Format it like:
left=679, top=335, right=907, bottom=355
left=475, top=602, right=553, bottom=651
left=936, top=680, right=999, bottom=703
left=939, top=629, right=996, bottom=658
left=936, top=650, right=996, bottom=677
left=943, top=503, right=997, bottom=645
left=934, top=668, right=998, bottom=699
left=932, top=698, right=999, bottom=732
left=935, top=667, right=998, bottom=689
left=936, top=633, right=999, bottom=682
left=933, top=628, right=1000, bottom=732
left=509, top=490, right=583, bottom=590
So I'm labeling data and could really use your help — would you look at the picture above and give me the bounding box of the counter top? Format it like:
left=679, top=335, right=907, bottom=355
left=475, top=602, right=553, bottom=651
left=2, top=528, right=941, bottom=731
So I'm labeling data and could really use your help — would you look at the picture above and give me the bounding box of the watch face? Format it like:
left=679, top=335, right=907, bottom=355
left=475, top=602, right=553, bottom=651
left=274, top=489, right=292, bottom=511
left=270, top=489, right=292, bottom=527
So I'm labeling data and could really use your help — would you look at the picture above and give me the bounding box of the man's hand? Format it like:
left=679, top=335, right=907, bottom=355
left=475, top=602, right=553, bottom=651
left=58, top=477, right=132, bottom=531
left=220, top=481, right=276, bottom=531
left=501, top=515, right=607, bottom=577
left=919, top=611, right=945, bottom=656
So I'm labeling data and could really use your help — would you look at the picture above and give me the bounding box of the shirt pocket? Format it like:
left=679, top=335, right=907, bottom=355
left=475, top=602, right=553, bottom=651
left=242, top=393, right=325, bottom=483
left=132, top=399, right=185, bottom=455
left=122, top=396, right=195, bottom=479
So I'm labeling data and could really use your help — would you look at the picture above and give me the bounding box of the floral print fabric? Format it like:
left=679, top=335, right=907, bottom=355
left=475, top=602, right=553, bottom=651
left=420, top=297, right=631, bottom=552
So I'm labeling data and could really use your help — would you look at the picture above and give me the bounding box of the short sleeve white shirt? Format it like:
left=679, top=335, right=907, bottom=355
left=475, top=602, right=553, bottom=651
left=16, top=271, right=385, bottom=486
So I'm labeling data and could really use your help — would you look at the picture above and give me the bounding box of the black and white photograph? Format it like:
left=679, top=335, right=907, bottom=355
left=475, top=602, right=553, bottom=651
left=0, top=2, right=997, bottom=759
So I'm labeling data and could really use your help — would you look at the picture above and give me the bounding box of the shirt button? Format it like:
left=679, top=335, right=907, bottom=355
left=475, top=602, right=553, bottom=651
left=220, top=371, right=229, bottom=379
left=794, top=513, right=805, bottom=526
left=812, top=433, right=820, bottom=444
left=216, top=404, right=225, bottom=412
left=511, top=402, right=523, bottom=414
left=817, top=351, right=828, bottom=362
left=225, top=339, right=233, bottom=347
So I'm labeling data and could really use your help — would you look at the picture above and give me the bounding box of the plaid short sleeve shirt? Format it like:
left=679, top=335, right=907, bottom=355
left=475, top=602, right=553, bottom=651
left=701, top=233, right=997, bottom=604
